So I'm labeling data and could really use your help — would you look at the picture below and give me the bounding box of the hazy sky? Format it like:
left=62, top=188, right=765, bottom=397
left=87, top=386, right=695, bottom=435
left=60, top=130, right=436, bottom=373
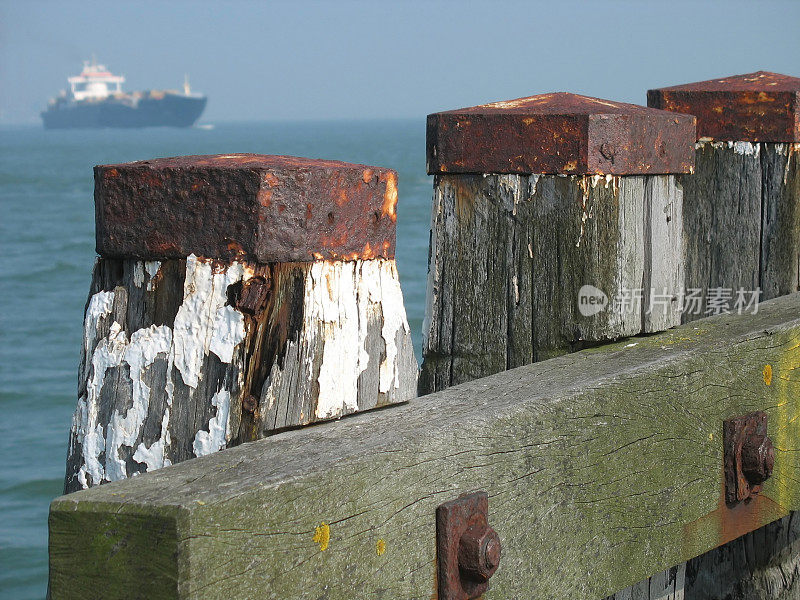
left=2, top=0, right=798, bottom=124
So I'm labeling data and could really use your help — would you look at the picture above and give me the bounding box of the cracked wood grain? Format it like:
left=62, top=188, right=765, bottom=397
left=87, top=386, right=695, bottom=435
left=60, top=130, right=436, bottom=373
left=50, top=293, right=800, bottom=599
left=420, top=173, right=684, bottom=394
left=681, top=142, right=800, bottom=322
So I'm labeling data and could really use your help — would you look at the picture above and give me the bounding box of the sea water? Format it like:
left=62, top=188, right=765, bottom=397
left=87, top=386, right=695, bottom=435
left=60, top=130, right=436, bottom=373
left=0, top=120, right=431, bottom=599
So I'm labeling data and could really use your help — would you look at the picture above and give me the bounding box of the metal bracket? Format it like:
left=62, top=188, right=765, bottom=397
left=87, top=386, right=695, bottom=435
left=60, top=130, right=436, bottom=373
left=436, top=491, right=501, bottom=600
left=724, top=411, right=775, bottom=505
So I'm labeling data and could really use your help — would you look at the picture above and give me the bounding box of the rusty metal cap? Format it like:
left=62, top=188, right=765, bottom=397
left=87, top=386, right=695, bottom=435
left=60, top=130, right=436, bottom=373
left=647, top=71, right=800, bottom=142
left=95, top=154, right=398, bottom=262
left=427, top=92, right=696, bottom=176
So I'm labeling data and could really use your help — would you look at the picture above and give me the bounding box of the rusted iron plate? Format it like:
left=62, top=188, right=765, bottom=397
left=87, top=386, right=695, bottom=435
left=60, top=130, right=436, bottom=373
left=648, top=71, right=800, bottom=142
left=436, top=491, right=501, bottom=600
left=724, top=411, right=775, bottom=505
left=427, top=92, right=695, bottom=175
left=95, top=154, right=397, bottom=262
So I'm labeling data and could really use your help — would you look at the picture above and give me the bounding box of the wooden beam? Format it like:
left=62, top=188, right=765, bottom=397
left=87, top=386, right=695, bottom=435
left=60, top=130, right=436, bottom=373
left=49, top=293, right=800, bottom=600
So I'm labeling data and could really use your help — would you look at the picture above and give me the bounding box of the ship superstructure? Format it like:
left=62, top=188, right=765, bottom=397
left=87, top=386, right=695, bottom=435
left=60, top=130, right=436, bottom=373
left=42, top=59, right=207, bottom=129
left=67, top=60, right=125, bottom=101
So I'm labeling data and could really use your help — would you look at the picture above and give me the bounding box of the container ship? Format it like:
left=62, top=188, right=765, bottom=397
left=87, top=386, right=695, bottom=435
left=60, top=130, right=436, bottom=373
left=41, top=59, right=207, bottom=129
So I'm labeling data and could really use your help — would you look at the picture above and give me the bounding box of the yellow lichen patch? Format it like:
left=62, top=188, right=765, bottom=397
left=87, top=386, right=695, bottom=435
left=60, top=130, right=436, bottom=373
left=763, top=364, right=773, bottom=386
left=772, top=343, right=800, bottom=509
left=376, top=539, right=386, bottom=556
left=313, top=522, right=330, bottom=551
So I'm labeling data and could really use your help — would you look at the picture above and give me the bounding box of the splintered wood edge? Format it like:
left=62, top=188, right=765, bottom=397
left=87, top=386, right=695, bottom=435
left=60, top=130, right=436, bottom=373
left=50, top=293, right=800, bottom=600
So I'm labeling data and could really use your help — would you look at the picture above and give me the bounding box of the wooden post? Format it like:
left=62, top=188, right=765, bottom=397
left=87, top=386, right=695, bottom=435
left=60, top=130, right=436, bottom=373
left=420, top=93, right=695, bottom=394
left=648, top=71, right=800, bottom=310
left=648, top=71, right=800, bottom=600
left=64, top=154, right=418, bottom=494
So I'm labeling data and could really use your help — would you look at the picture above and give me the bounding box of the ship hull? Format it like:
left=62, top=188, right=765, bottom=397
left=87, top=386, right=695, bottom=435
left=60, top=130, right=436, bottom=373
left=42, top=94, right=207, bottom=129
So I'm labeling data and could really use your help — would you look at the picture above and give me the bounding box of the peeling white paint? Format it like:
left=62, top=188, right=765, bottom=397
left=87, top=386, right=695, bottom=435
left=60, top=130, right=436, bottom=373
left=73, top=254, right=411, bottom=489
left=305, top=260, right=411, bottom=420
left=134, top=261, right=163, bottom=290
left=193, top=390, right=231, bottom=457
left=209, top=305, right=246, bottom=364
left=132, top=409, right=172, bottom=471
left=77, top=423, right=105, bottom=489
left=133, top=262, right=146, bottom=287
left=497, top=175, right=527, bottom=216
left=83, top=291, right=115, bottom=363
left=145, top=261, right=161, bottom=291
left=590, top=174, right=617, bottom=190
left=314, top=261, right=361, bottom=419
left=105, top=325, right=172, bottom=482
left=377, top=261, right=410, bottom=394
left=784, top=144, right=799, bottom=186
left=172, top=255, right=246, bottom=388
left=76, top=320, right=128, bottom=487
left=732, top=141, right=759, bottom=156
left=700, top=140, right=762, bottom=157
left=72, top=257, right=250, bottom=488
left=576, top=177, right=592, bottom=248
left=528, top=174, right=540, bottom=199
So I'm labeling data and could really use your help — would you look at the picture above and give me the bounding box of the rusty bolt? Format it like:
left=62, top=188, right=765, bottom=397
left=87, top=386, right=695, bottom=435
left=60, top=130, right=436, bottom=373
left=742, top=433, right=775, bottom=487
left=724, top=411, right=774, bottom=504
left=242, top=395, right=258, bottom=413
left=599, top=142, right=616, bottom=162
left=458, top=524, right=501, bottom=583
left=236, top=276, right=271, bottom=317
left=436, top=491, right=500, bottom=599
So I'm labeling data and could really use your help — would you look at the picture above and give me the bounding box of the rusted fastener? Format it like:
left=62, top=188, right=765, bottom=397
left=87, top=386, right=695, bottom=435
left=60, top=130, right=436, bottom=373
left=236, top=275, right=271, bottom=317
left=742, top=433, right=775, bottom=488
left=437, top=491, right=501, bottom=600
left=458, top=523, right=501, bottom=582
left=724, top=411, right=775, bottom=504
left=241, top=395, right=258, bottom=414
left=599, top=142, right=616, bottom=163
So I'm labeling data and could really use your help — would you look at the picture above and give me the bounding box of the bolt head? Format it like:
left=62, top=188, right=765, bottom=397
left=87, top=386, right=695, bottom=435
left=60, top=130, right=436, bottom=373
left=242, top=395, right=258, bottom=413
left=742, top=433, right=775, bottom=486
left=458, top=524, right=501, bottom=583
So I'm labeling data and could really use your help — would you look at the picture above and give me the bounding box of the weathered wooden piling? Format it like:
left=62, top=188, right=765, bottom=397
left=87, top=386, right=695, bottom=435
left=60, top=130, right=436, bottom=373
left=420, top=93, right=695, bottom=393
left=647, top=71, right=800, bottom=600
left=648, top=71, right=800, bottom=312
left=64, top=154, right=418, bottom=494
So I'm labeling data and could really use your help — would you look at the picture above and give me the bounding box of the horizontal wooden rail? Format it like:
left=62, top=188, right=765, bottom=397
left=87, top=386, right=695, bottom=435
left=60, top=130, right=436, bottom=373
left=49, top=293, right=800, bottom=599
